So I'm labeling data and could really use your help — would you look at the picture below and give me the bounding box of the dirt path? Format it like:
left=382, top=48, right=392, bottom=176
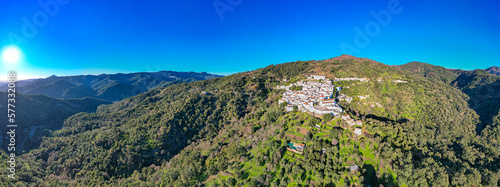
left=202, top=174, right=218, bottom=184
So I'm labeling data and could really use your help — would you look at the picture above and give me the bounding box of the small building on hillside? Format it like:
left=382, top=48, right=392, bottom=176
left=308, top=75, right=326, bottom=80
left=354, top=128, right=362, bottom=135
left=346, top=119, right=356, bottom=126
left=342, top=114, right=350, bottom=120
left=287, top=142, right=305, bottom=154
left=356, top=121, right=363, bottom=126
left=348, top=165, right=359, bottom=172
left=286, top=104, right=294, bottom=112
left=358, top=95, right=369, bottom=100
left=393, top=80, right=408, bottom=83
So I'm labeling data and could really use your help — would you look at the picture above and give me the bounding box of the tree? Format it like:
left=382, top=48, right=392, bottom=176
left=323, top=113, right=333, bottom=121
left=330, top=127, right=342, bottom=140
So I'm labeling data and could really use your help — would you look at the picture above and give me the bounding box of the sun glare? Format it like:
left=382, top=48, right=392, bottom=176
left=2, top=46, right=22, bottom=64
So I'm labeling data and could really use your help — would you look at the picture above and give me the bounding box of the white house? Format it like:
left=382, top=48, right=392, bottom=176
left=342, top=114, right=350, bottom=120
left=308, top=75, right=326, bottom=80
left=358, top=95, right=369, bottom=100
left=347, top=119, right=356, bottom=126
left=393, top=80, right=408, bottom=83
left=354, top=128, right=362, bottom=135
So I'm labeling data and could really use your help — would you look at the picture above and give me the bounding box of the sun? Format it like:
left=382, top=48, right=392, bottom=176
left=2, top=46, right=22, bottom=64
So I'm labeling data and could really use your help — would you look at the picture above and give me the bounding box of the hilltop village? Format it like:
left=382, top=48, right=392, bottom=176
left=277, top=76, right=343, bottom=116
left=277, top=75, right=364, bottom=136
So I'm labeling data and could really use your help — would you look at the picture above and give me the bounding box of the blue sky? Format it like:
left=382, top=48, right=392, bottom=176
left=0, top=0, right=499, bottom=80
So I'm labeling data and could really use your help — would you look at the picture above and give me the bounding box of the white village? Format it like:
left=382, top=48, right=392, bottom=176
left=277, top=75, right=364, bottom=136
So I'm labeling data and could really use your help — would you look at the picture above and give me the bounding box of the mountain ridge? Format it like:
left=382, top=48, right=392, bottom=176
left=486, top=66, right=500, bottom=75
left=398, top=62, right=500, bottom=133
left=0, top=70, right=223, bottom=101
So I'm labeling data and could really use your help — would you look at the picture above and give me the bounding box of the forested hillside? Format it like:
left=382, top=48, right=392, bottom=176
left=0, top=93, right=111, bottom=151
left=399, top=63, right=500, bottom=133
left=451, top=69, right=500, bottom=132
left=0, top=71, right=222, bottom=101
left=2, top=55, right=500, bottom=186
left=398, top=61, right=459, bottom=84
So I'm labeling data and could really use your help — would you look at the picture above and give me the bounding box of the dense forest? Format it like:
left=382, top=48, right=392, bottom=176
left=0, top=93, right=111, bottom=151
left=1, top=55, right=500, bottom=186
left=399, top=62, right=500, bottom=133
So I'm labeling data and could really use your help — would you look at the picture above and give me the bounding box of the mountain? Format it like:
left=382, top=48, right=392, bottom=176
left=2, top=55, right=500, bottom=186
left=399, top=63, right=500, bottom=133
left=398, top=61, right=459, bottom=84
left=450, top=69, right=500, bottom=131
left=0, top=92, right=111, bottom=151
left=0, top=71, right=223, bottom=101
left=486, top=66, right=500, bottom=75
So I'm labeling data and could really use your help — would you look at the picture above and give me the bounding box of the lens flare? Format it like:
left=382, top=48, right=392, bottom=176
left=2, top=46, right=22, bottom=64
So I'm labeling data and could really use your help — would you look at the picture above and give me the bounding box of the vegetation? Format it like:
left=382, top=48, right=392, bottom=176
left=0, top=93, right=111, bottom=151
left=399, top=63, right=500, bottom=133
left=1, top=55, right=500, bottom=186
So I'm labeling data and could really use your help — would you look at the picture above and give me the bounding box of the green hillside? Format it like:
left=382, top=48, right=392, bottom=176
left=398, top=61, right=459, bottom=84
left=399, top=63, right=500, bottom=133
left=451, top=69, right=500, bottom=132
left=0, top=93, right=111, bottom=152
left=2, top=56, right=500, bottom=186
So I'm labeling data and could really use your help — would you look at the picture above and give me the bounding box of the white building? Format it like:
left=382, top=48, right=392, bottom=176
left=393, top=80, right=408, bottom=83
left=358, top=95, right=369, bottom=100
left=333, top=77, right=367, bottom=82
left=308, top=75, right=326, bottom=80
left=354, top=128, right=362, bottom=135
left=346, top=119, right=356, bottom=126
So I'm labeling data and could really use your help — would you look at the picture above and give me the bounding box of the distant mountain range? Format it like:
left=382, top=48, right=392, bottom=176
left=486, top=66, right=500, bottom=75
left=0, top=71, right=223, bottom=101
